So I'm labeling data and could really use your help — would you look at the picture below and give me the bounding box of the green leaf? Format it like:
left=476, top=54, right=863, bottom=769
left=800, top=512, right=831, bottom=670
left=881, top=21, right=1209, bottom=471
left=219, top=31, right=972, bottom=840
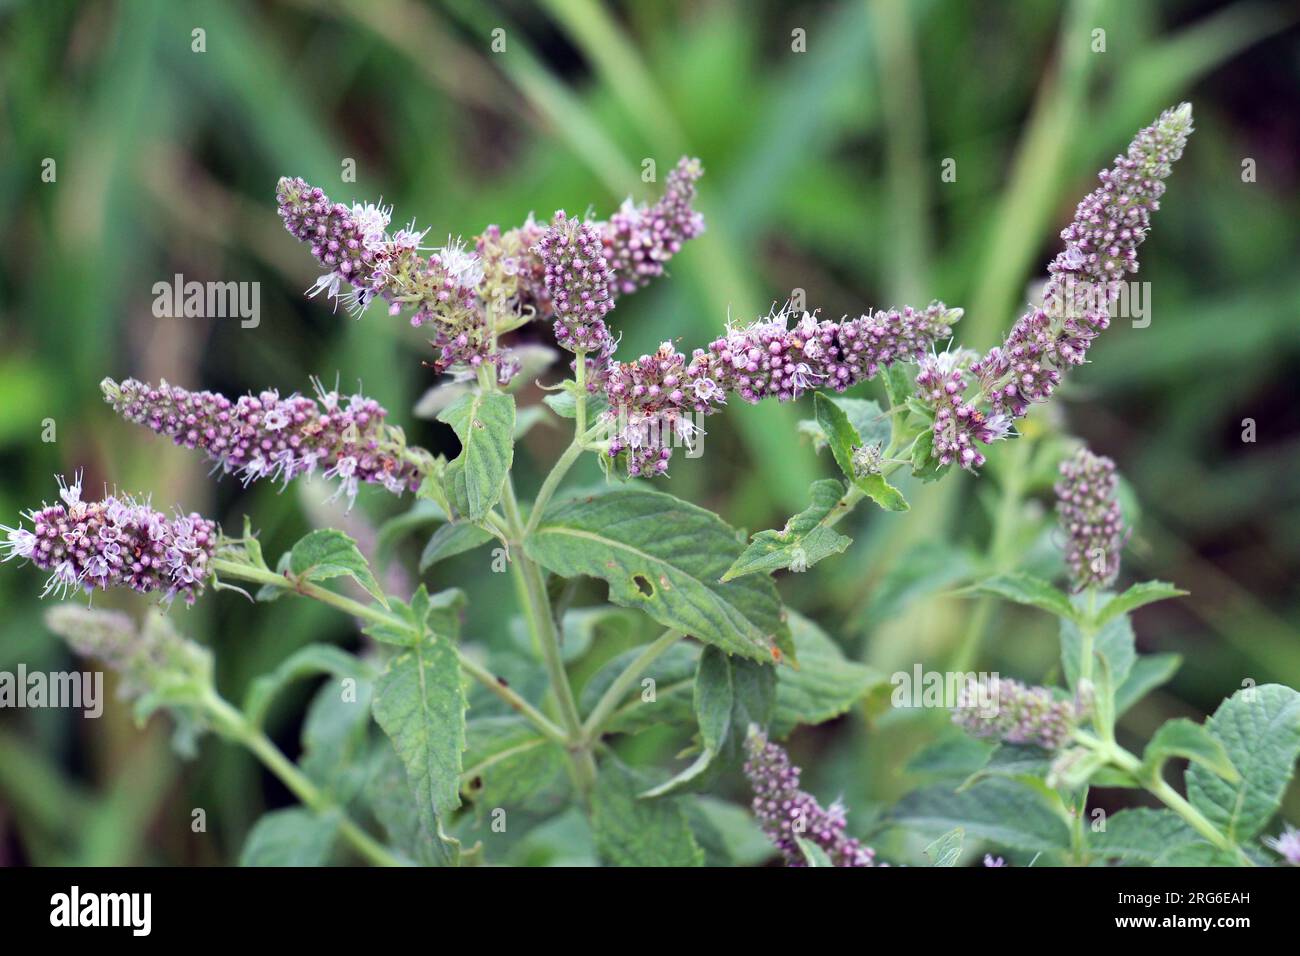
left=243, top=644, right=370, bottom=729
left=721, top=479, right=851, bottom=581
left=420, top=522, right=495, bottom=571
left=889, top=778, right=1071, bottom=852
left=643, top=648, right=776, bottom=799
left=363, top=586, right=465, bottom=647
left=801, top=396, right=891, bottom=452
left=906, top=733, right=996, bottom=781
left=864, top=540, right=976, bottom=628
left=1060, top=613, right=1137, bottom=692
left=924, top=827, right=964, bottom=866
left=371, top=635, right=466, bottom=861
left=579, top=642, right=699, bottom=735
left=240, top=808, right=339, bottom=867
left=1186, top=684, right=1300, bottom=843
left=438, top=390, right=515, bottom=521
left=462, top=716, right=568, bottom=808
left=1115, top=653, right=1182, bottom=717
left=813, top=392, right=909, bottom=512
left=772, top=612, right=887, bottom=737
left=1087, top=808, right=1201, bottom=865
left=299, top=676, right=374, bottom=803
left=1142, top=718, right=1240, bottom=784
left=289, top=529, right=386, bottom=607
left=909, top=428, right=949, bottom=483
left=796, top=837, right=833, bottom=867
left=524, top=486, right=792, bottom=662
left=958, top=743, right=1054, bottom=792
left=591, top=759, right=703, bottom=867
left=640, top=646, right=734, bottom=797
left=364, top=740, right=457, bottom=867
left=1094, top=581, right=1188, bottom=626
left=973, top=572, right=1074, bottom=620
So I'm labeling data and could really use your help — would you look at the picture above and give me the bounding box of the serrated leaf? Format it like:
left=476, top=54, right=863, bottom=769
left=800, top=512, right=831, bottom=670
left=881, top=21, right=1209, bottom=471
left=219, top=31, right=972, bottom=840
left=1186, top=684, right=1300, bottom=844
left=924, top=827, right=964, bottom=866
left=722, top=479, right=851, bottom=581
left=591, top=758, right=703, bottom=867
left=289, top=529, right=386, bottom=606
left=243, top=643, right=370, bottom=729
left=363, top=586, right=465, bottom=647
left=889, top=778, right=1071, bottom=851
left=1115, top=653, right=1182, bottom=717
left=796, top=837, right=833, bottom=867
left=1087, top=808, right=1200, bottom=865
left=1094, top=580, right=1188, bottom=626
left=364, top=740, right=457, bottom=866
left=240, top=808, right=339, bottom=866
left=974, top=572, right=1074, bottom=619
left=371, top=635, right=465, bottom=862
left=814, top=392, right=908, bottom=512
left=1060, top=613, right=1137, bottom=692
left=525, top=487, right=791, bottom=662
left=1142, top=718, right=1239, bottom=784
left=772, top=612, right=887, bottom=737
left=420, top=522, right=494, bottom=570
left=438, top=390, right=515, bottom=520
left=300, top=676, right=375, bottom=802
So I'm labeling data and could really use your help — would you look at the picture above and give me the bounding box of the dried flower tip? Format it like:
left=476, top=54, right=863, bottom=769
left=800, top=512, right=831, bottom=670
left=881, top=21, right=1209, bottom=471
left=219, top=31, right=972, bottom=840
left=1055, top=447, right=1126, bottom=591
left=744, top=728, right=879, bottom=867
left=44, top=606, right=211, bottom=702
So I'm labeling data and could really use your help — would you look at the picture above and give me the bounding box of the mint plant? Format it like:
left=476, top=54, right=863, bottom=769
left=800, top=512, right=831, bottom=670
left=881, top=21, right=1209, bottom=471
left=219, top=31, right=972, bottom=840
left=5, top=102, right=1298, bottom=867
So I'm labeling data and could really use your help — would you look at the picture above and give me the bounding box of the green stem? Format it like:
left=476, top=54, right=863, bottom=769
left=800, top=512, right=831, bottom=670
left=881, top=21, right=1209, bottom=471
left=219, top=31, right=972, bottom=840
left=209, top=557, right=569, bottom=748
left=581, top=630, right=683, bottom=744
left=1076, top=732, right=1253, bottom=865
left=202, top=693, right=405, bottom=867
left=499, top=478, right=597, bottom=793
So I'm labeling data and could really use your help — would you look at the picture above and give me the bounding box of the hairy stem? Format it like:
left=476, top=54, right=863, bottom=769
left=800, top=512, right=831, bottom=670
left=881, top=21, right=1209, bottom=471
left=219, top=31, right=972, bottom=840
left=581, top=630, right=683, bottom=744
left=202, top=692, right=405, bottom=867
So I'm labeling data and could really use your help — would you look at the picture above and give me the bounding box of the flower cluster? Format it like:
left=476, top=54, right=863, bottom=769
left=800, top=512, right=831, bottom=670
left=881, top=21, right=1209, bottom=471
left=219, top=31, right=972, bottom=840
left=278, top=162, right=705, bottom=380
left=1, top=474, right=215, bottom=605
left=603, top=341, right=726, bottom=477
left=602, top=157, right=706, bottom=295
left=45, top=605, right=211, bottom=702
left=535, top=210, right=615, bottom=356
left=744, top=729, right=879, bottom=867
left=972, top=104, right=1194, bottom=421
left=905, top=104, right=1193, bottom=474
left=101, top=377, right=425, bottom=506
left=276, top=177, right=392, bottom=311
left=691, top=302, right=960, bottom=404
left=1055, top=447, right=1126, bottom=591
left=951, top=675, right=1085, bottom=751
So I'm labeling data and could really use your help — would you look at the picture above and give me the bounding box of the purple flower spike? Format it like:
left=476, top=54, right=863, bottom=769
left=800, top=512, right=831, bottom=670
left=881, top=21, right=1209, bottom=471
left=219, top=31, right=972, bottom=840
left=602, top=157, right=706, bottom=295
left=1, top=473, right=215, bottom=605
left=744, top=729, right=879, bottom=867
left=276, top=177, right=384, bottom=310
left=1055, top=447, right=1126, bottom=591
left=102, top=377, right=425, bottom=507
left=952, top=675, right=1084, bottom=751
left=536, top=211, right=615, bottom=356
left=974, top=103, right=1194, bottom=420
left=693, top=302, right=959, bottom=404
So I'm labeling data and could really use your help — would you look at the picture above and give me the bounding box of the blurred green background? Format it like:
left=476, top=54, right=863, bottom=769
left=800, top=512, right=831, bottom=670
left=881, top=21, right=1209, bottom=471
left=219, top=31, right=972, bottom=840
left=1, top=0, right=1298, bottom=864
